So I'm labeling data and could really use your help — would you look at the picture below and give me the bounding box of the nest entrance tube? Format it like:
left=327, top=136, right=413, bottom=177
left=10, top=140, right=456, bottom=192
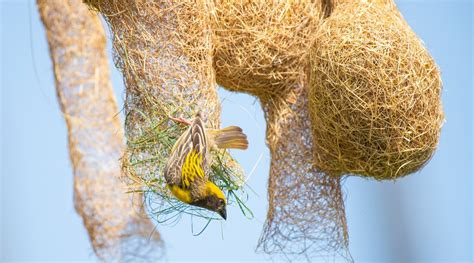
left=213, top=0, right=351, bottom=260
left=38, top=0, right=162, bottom=261
left=257, top=93, right=350, bottom=259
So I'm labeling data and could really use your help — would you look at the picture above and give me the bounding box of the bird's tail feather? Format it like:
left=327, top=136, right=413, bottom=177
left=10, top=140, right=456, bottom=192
left=211, top=126, right=248, bottom=150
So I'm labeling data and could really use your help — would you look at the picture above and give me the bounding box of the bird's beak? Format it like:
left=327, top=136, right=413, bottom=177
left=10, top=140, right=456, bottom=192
left=219, top=207, right=227, bottom=220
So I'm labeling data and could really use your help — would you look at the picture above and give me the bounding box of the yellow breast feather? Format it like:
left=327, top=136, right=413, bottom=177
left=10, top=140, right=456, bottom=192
left=168, top=185, right=192, bottom=203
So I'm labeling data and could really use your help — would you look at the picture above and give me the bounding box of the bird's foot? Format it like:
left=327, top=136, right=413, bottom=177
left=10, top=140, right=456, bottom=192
left=168, top=115, right=191, bottom=126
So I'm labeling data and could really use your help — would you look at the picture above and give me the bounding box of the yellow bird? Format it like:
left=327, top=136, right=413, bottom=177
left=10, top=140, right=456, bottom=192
left=164, top=112, right=248, bottom=219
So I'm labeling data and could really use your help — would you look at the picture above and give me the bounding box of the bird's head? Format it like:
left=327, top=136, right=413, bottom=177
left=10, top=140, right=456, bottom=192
left=191, top=181, right=227, bottom=220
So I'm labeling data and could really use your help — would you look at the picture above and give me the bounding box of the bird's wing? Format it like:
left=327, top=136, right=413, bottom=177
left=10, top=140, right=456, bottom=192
left=189, top=113, right=209, bottom=181
left=164, top=125, right=193, bottom=186
left=163, top=113, right=209, bottom=188
left=191, top=113, right=208, bottom=161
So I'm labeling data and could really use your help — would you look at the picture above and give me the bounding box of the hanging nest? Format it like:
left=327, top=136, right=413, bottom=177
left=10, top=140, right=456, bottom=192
left=85, top=0, right=252, bottom=225
left=308, top=0, right=444, bottom=180
left=38, top=0, right=162, bottom=261
left=213, top=0, right=351, bottom=260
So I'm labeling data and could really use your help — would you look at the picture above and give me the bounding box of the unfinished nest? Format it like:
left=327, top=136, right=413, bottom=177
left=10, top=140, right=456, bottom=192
left=213, top=0, right=351, bottom=260
left=308, top=0, right=444, bottom=180
left=85, top=0, right=251, bottom=224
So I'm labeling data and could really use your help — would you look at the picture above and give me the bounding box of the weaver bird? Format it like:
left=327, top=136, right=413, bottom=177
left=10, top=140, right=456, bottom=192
left=164, top=113, right=248, bottom=219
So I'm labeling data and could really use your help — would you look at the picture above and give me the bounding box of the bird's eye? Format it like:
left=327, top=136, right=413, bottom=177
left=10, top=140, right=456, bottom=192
left=219, top=199, right=225, bottom=205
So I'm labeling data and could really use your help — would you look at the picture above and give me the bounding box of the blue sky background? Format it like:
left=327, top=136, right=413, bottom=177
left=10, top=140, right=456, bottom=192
left=1, top=0, right=472, bottom=262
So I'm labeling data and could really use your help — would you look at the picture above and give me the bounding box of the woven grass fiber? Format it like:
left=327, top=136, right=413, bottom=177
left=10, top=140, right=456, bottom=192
left=37, top=0, right=162, bottom=261
left=84, top=0, right=250, bottom=227
left=309, top=0, right=444, bottom=180
left=213, top=0, right=351, bottom=260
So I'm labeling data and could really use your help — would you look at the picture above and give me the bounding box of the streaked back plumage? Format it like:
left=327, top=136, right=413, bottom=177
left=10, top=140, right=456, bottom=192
left=164, top=113, right=209, bottom=194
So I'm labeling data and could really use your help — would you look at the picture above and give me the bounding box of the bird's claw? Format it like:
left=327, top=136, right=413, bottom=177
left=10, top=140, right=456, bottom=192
left=168, top=115, right=191, bottom=126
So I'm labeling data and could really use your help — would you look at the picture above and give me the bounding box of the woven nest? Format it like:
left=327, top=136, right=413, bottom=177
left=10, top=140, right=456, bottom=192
left=85, top=0, right=252, bottom=225
left=213, top=0, right=327, bottom=99
left=213, top=0, right=351, bottom=260
left=308, top=0, right=444, bottom=180
left=38, top=0, right=161, bottom=261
